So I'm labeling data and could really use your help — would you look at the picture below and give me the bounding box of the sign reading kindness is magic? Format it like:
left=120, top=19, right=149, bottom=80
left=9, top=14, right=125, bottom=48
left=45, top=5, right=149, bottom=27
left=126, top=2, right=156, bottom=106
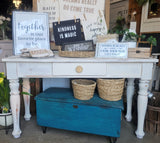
left=53, top=19, right=83, bottom=45
left=12, top=11, right=50, bottom=55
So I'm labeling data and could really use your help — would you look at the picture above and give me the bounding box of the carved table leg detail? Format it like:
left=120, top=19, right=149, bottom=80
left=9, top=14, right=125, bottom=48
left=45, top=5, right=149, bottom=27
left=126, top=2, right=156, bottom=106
left=9, top=79, right=22, bottom=138
left=135, top=79, right=150, bottom=139
left=23, top=78, right=31, bottom=121
left=125, top=78, right=135, bottom=122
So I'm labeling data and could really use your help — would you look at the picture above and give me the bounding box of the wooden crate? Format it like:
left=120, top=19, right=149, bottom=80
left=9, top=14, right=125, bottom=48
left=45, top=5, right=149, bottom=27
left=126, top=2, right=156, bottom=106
left=145, top=105, right=160, bottom=135
left=128, top=48, right=150, bottom=58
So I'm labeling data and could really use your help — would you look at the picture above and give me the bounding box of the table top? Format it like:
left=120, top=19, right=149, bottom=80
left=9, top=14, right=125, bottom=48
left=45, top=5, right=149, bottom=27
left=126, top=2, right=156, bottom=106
left=2, top=53, right=158, bottom=63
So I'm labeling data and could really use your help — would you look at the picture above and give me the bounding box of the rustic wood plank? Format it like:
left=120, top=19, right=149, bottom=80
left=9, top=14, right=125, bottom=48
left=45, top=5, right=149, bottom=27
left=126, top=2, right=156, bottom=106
left=105, top=0, right=110, bottom=29
left=32, top=0, right=37, bottom=12
left=128, top=48, right=150, bottom=58
left=157, top=112, right=160, bottom=135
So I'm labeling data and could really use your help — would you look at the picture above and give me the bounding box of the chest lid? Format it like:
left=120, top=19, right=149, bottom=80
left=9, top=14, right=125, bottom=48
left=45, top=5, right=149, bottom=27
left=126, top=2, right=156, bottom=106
left=35, top=88, right=123, bottom=110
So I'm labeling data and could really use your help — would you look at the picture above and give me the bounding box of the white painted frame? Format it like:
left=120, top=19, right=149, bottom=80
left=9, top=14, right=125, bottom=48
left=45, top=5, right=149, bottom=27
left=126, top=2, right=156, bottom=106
left=140, top=2, right=160, bottom=32
left=12, top=11, right=50, bottom=55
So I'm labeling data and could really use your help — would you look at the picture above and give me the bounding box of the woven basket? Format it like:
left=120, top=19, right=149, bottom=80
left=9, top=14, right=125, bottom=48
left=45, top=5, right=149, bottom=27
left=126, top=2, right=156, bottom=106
left=72, top=79, right=96, bottom=100
left=97, top=78, right=125, bottom=101
left=58, top=47, right=95, bottom=58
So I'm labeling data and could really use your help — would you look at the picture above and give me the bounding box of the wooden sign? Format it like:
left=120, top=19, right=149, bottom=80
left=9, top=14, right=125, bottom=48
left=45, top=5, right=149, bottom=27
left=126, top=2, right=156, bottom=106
left=82, top=10, right=108, bottom=43
left=36, top=0, right=59, bottom=28
left=12, top=11, right=50, bottom=55
left=53, top=19, right=83, bottom=45
left=59, top=0, right=105, bottom=21
left=96, top=40, right=128, bottom=58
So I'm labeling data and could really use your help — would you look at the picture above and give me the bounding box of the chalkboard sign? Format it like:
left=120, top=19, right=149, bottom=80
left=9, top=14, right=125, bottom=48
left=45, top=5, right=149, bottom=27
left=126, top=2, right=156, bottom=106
left=138, top=32, right=160, bottom=54
left=12, top=11, right=50, bottom=55
left=53, top=19, right=83, bottom=45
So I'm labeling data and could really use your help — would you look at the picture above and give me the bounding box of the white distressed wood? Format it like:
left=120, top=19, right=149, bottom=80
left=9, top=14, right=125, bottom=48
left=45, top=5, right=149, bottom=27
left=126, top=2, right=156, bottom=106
left=135, top=79, right=150, bottom=139
left=141, top=63, right=153, bottom=80
left=6, top=63, right=18, bottom=79
left=23, top=78, right=31, bottom=121
left=125, top=78, right=135, bottom=122
left=9, top=79, right=21, bottom=138
left=53, top=63, right=106, bottom=76
left=107, top=63, right=141, bottom=78
left=17, top=63, right=52, bottom=77
left=2, top=54, right=158, bottom=139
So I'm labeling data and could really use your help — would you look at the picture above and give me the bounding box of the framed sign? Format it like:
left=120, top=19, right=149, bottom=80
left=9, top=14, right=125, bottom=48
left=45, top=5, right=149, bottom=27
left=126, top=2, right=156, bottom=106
left=12, top=11, right=50, bottom=55
left=96, top=40, right=128, bottom=58
left=62, top=40, right=94, bottom=51
left=53, top=19, right=83, bottom=45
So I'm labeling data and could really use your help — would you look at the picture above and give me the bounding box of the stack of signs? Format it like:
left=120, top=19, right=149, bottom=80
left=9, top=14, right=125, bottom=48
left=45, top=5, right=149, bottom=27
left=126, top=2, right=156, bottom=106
left=53, top=19, right=83, bottom=46
left=96, top=40, right=128, bottom=58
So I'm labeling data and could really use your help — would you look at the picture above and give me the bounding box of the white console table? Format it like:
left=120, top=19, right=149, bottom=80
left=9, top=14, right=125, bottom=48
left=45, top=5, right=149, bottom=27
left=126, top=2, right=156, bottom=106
left=2, top=54, right=158, bottom=139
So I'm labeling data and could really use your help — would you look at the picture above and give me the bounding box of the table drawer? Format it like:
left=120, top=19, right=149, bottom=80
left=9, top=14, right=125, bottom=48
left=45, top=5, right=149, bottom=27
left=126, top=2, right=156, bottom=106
left=18, top=63, right=52, bottom=77
left=53, top=63, right=106, bottom=76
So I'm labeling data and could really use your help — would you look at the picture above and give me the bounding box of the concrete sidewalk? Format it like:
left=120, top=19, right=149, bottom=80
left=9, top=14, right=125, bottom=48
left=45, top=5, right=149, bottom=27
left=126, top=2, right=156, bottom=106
left=0, top=115, right=160, bottom=143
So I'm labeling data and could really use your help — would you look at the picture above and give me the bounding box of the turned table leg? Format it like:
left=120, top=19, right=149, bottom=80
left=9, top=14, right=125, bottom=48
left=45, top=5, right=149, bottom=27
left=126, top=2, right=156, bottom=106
left=125, top=78, right=135, bottom=122
left=135, top=79, right=150, bottom=139
left=9, top=79, right=21, bottom=138
left=23, top=78, right=31, bottom=121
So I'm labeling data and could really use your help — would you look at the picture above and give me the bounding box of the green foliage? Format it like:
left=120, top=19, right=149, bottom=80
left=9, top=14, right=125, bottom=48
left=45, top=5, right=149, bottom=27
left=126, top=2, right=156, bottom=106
left=0, top=72, right=10, bottom=113
left=147, top=36, right=157, bottom=46
left=109, top=16, right=126, bottom=35
left=123, top=29, right=146, bottom=42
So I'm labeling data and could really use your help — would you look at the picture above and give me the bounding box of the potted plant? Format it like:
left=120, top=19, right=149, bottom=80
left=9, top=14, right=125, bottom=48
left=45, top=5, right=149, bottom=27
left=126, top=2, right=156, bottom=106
left=0, top=72, right=12, bottom=126
left=0, top=72, right=33, bottom=127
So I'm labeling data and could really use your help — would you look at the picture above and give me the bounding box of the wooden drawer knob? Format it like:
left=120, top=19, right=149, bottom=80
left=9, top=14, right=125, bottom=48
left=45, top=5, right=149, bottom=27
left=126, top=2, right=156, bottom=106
left=76, top=66, right=83, bottom=73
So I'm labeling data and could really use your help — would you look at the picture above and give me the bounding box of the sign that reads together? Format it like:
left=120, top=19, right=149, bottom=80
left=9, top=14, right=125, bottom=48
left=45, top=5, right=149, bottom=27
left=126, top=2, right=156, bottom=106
left=96, top=40, right=128, bottom=58
left=12, top=11, right=50, bottom=55
left=53, top=19, right=83, bottom=45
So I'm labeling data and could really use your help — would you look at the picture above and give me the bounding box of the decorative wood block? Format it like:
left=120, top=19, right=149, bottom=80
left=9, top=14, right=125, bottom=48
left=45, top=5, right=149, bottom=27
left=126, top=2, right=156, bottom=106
left=128, top=48, right=150, bottom=58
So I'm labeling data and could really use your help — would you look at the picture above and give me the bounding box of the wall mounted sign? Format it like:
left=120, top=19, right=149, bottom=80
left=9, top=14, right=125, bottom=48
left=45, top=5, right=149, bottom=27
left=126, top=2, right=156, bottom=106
left=12, top=11, right=50, bottom=55
left=37, top=0, right=59, bottom=28
left=53, top=19, right=83, bottom=45
left=59, top=0, right=105, bottom=21
left=96, top=40, right=128, bottom=58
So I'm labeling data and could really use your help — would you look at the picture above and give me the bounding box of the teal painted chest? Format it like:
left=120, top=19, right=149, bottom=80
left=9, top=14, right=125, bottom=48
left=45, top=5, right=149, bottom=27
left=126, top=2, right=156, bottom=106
left=35, top=88, right=123, bottom=141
